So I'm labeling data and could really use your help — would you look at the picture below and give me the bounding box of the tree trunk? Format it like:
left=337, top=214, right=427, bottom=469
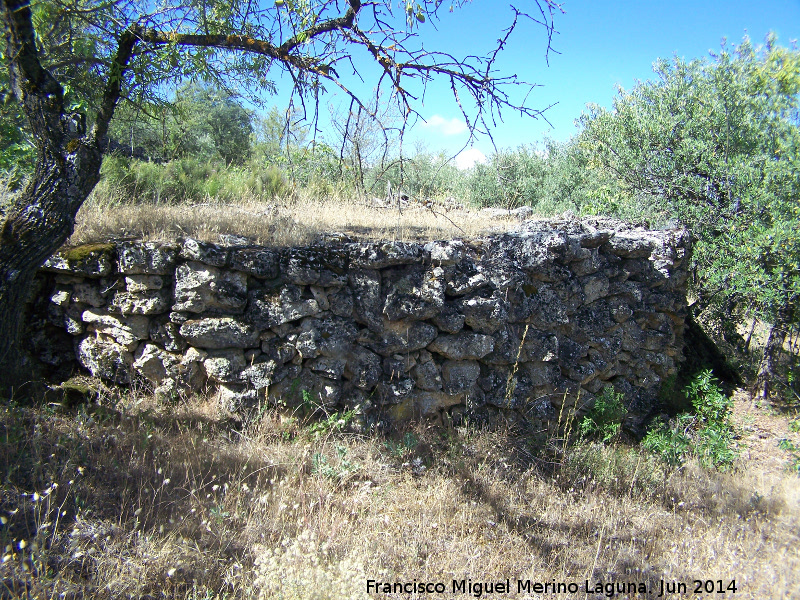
left=754, top=308, right=790, bottom=401
left=0, top=145, right=104, bottom=396
left=1, top=0, right=136, bottom=396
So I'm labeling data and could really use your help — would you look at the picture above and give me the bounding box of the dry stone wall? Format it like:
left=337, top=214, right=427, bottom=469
left=32, top=216, right=691, bottom=430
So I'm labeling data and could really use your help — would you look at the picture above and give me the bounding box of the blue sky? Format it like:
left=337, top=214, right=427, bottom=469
left=266, top=0, right=800, bottom=167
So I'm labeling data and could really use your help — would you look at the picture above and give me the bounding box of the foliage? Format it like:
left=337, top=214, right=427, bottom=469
left=384, top=431, right=420, bottom=460
left=467, top=145, right=547, bottom=208
left=312, top=445, right=359, bottom=480
left=305, top=409, right=356, bottom=441
left=578, top=36, right=800, bottom=391
left=579, top=386, right=627, bottom=443
left=687, top=369, right=735, bottom=425
left=778, top=438, right=800, bottom=476
left=642, top=370, right=738, bottom=470
left=642, top=414, right=694, bottom=467
left=96, top=155, right=289, bottom=203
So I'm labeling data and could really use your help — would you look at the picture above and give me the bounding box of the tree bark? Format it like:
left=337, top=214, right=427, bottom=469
left=754, top=307, right=790, bottom=400
left=0, top=0, right=113, bottom=395
left=0, top=147, right=104, bottom=395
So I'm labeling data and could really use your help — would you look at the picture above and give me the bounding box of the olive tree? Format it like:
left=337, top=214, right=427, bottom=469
left=579, top=36, right=800, bottom=397
left=0, top=0, right=561, bottom=393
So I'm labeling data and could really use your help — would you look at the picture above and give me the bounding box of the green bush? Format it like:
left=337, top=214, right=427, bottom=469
left=642, top=370, right=738, bottom=471
left=642, top=414, right=694, bottom=467
left=579, top=386, right=627, bottom=443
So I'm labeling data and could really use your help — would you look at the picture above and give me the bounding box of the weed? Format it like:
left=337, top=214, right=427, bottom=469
left=778, top=438, right=800, bottom=476
left=642, top=414, right=694, bottom=467
left=304, top=409, right=355, bottom=441
left=312, top=445, right=359, bottom=481
left=579, top=386, right=626, bottom=443
left=384, top=431, right=419, bottom=460
left=642, top=371, right=738, bottom=470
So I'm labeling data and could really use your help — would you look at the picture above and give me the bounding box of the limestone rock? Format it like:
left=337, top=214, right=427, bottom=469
left=203, top=348, right=247, bottom=383
left=179, top=317, right=259, bottom=349
left=428, top=332, right=494, bottom=360
left=441, top=360, right=480, bottom=394
left=246, top=285, right=320, bottom=328
left=241, top=358, right=278, bottom=389
left=180, top=238, right=229, bottom=267
left=117, top=242, right=178, bottom=275
left=350, top=241, right=423, bottom=268
left=360, top=320, right=438, bottom=356
left=149, top=318, right=188, bottom=352
left=484, top=325, right=558, bottom=365
left=431, top=303, right=466, bottom=334
left=457, top=295, right=507, bottom=334
left=348, top=269, right=382, bottom=330
left=444, top=261, right=488, bottom=296
left=424, top=240, right=464, bottom=265
left=81, top=309, right=150, bottom=350
left=382, top=266, right=445, bottom=321
left=281, top=247, right=348, bottom=286
left=72, top=282, right=107, bottom=307
left=343, top=346, right=382, bottom=390
left=125, top=275, right=164, bottom=292
left=77, top=335, right=133, bottom=384
left=329, top=287, right=354, bottom=317
left=173, top=262, right=248, bottom=313
left=309, top=356, right=346, bottom=380
left=43, top=244, right=116, bottom=277
left=218, top=383, right=261, bottom=414
left=230, top=247, right=279, bottom=278
left=110, top=289, right=171, bottom=315
left=411, top=357, right=443, bottom=391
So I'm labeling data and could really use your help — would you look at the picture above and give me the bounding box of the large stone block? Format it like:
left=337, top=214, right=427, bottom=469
left=117, top=242, right=178, bottom=275
left=246, top=284, right=320, bottom=328
left=179, top=317, right=259, bottom=349
left=383, top=266, right=445, bottom=321
left=428, top=332, right=494, bottom=360
left=173, top=262, right=248, bottom=313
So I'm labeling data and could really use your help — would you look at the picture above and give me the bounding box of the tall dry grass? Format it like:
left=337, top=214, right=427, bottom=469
left=67, top=192, right=514, bottom=248
left=1, top=380, right=798, bottom=599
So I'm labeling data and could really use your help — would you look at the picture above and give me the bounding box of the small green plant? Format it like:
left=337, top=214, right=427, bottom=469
left=642, top=414, right=694, bottom=467
left=778, top=438, right=800, bottom=476
left=788, top=418, right=800, bottom=434
left=312, top=445, right=359, bottom=480
left=305, top=409, right=355, bottom=441
left=384, top=431, right=419, bottom=459
left=687, top=370, right=733, bottom=425
left=579, top=386, right=626, bottom=443
left=643, top=370, right=738, bottom=470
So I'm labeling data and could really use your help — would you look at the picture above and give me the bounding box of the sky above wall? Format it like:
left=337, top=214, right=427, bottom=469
left=264, top=0, right=800, bottom=168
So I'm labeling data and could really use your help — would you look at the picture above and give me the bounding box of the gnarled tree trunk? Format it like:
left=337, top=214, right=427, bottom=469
left=1, top=0, right=132, bottom=396
left=754, top=305, right=790, bottom=401
left=0, top=145, right=103, bottom=395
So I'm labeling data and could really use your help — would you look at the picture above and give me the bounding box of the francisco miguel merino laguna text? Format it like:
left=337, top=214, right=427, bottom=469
left=366, top=578, right=722, bottom=597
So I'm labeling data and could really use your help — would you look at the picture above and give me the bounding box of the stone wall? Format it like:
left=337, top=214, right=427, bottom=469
left=30, top=216, right=691, bottom=430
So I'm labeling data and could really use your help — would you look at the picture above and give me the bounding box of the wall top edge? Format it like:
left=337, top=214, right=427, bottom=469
left=41, top=216, right=691, bottom=278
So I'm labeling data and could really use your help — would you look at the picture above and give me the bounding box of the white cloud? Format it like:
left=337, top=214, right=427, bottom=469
left=455, top=148, right=487, bottom=170
left=422, top=114, right=468, bottom=136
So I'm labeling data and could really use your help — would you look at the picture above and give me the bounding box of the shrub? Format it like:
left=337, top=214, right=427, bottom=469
left=642, top=370, right=738, bottom=470
left=579, top=386, right=627, bottom=443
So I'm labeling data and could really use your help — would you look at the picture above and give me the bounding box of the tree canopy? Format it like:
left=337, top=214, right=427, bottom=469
left=0, top=0, right=561, bottom=393
left=578, top=36, right=800, bottom=396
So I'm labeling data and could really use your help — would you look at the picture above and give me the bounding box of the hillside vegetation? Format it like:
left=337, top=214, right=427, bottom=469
left=1, top=35, right=799, bottom=598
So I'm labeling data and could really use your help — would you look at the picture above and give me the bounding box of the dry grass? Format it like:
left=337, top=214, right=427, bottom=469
left=67, top=193, right=517, bottom=248
left=1, top=381, right=798, bottom=599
